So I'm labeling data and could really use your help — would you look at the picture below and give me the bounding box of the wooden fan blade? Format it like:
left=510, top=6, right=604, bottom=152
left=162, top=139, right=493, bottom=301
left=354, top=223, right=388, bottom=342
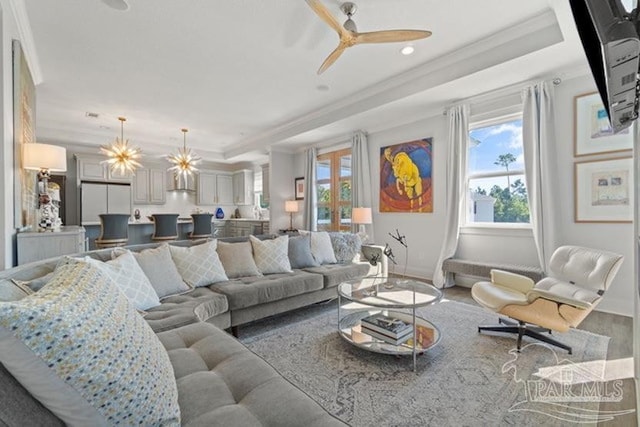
left=305, top=0, right=346, bottom=37
left=356, top=30, right=432, bottom=44
left=318, top=45, right=346, bottom=74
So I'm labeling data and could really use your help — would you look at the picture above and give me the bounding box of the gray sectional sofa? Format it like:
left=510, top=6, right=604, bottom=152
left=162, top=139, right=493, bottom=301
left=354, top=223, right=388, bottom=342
left=0, top=233, right=371, bottom=426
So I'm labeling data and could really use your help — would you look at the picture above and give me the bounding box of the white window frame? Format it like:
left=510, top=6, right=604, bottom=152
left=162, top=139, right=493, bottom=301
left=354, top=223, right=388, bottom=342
left=464, top=111, right=531, bottom=229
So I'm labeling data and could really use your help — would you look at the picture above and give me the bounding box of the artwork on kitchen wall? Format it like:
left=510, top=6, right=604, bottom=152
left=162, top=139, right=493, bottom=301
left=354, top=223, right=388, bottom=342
left=13, top=40, right=38, bottom=228
left=574, top=156, right=633, bottom=223
left=379, top=138, right=432, bottom=213
left=574, top=92, right=633, bottom=157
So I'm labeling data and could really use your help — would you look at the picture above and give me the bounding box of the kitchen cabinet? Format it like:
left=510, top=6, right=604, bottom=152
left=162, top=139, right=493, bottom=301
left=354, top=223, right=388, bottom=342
left=212, top=220, right=227, bottom=238
left=76, top=155, right=132, bottom=183
left=233, top=169, right=254, bottom=205
left=17, top=226, right=86, bottom=265
left=227, top=220, right=268, bottom=237
left=133, top=168, right=166, bottom=205
left=81, top=182, right=131, bottom=223
left=196, top=172, right=233, bottom=205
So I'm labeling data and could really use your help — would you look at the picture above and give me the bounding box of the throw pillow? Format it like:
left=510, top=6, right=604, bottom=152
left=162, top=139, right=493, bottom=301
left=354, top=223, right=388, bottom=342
left=114, top=245, right=192, bottom=299
left=217, top=241, right=262, bottom=278
left=74, top=251, right=161, bottom=310
left=329, top=232, right=362, bottom=263
left=250, top=235, right=292, bottom=274
left=310, top=231, right=337, bottom=264
left=288, top=235, right=320, bottom=269
left=0, top=261, right=181, bottom=426
left=12, top=272, right=54, bottom=292
left=169, top=240, right=228, bottom=287
left=0, top=279, right=32, bottom=301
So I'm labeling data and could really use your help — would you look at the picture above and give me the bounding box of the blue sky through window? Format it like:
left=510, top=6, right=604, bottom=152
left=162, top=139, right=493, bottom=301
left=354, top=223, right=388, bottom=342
left=468, top=118, right=524, bottom=193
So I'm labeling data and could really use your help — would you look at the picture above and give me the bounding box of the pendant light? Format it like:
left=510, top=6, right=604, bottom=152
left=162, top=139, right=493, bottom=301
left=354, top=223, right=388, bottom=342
left=100, top=116, right=142, bottom=174
left=167, top=128, right=201, bottom=177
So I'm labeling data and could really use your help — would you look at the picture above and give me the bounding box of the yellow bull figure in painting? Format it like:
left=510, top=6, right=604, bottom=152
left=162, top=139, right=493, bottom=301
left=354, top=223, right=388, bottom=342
left=384, top=147, right=422, bottom=209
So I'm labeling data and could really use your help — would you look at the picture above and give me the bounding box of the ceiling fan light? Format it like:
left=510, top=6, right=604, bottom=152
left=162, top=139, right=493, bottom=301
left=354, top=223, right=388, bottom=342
left=400, top=45, right=415, bottom=55
left=101, top=0, right=129, bottom=11
left=343, top=17, right=357, bottom=32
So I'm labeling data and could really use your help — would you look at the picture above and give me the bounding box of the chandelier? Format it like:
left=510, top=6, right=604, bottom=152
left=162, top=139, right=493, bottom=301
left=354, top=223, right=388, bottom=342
left=167, top=128, right=201, bottom=177
left=100, top=116, right=142, bottom=174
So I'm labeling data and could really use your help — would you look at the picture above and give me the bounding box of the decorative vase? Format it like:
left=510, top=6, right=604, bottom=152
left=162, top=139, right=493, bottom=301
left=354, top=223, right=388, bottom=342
left=215, top=207, right=224, bottom=219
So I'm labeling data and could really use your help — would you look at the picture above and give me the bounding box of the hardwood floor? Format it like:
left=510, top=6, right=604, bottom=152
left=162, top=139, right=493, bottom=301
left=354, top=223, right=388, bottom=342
left=443, top=285, right=637, bottom=427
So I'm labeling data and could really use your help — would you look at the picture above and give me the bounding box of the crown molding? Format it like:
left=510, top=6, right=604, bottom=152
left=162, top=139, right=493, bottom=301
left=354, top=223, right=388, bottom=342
left=223, top=9, right=562, bottom=159
left=6, top=0, right=43, bottom=84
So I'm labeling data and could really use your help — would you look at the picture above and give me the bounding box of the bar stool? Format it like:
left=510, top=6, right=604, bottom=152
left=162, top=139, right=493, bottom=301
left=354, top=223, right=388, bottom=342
left=189, top=213, right=214, bottom=239
left=151, top=213, right=179, bottom=242
left=95, top=214, right=130, bottom=249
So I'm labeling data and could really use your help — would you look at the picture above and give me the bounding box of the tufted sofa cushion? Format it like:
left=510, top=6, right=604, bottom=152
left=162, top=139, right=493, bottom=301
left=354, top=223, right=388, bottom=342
left=157, top=322, right=345, bottom=427
left=145, top=287, right=229, bottom=333
left=209, top=271, right=324, bottom=310
left=303, top=263, right=370, bottom=289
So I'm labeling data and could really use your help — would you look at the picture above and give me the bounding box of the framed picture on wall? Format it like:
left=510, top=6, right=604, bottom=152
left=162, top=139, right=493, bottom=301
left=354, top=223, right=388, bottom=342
left=295, top=177, right=304, bottom=200
left=379, top=138, right=433, bottom=213
left=574, top=92, right=633, bottom=157
left=574, top=156, right=633, bottom=223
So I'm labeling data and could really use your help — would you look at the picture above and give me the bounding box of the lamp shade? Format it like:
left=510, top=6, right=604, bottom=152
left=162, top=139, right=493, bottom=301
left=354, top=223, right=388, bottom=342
left=23, top=143, right=67, bottom=172
left=352, top=207, right=372, bottom=225
left=285, top=200, right=299, bottom=213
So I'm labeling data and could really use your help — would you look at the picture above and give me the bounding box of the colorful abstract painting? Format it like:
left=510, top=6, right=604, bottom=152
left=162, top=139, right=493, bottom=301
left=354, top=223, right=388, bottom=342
left=380, top=138, right=433, bottom=213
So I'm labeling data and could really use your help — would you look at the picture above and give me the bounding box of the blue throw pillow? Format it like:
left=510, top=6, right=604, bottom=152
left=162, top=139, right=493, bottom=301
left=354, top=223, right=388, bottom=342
left=288, top=235, right=320, bottom=269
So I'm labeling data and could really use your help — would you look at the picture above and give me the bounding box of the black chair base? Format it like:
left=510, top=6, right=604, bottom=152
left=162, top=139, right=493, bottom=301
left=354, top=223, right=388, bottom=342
left=478, top=317, right=572, bottom=354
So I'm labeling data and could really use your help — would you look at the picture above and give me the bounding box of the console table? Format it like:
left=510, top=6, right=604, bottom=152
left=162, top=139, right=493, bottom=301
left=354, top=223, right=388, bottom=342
left=17, top=226, right=86, bottom=265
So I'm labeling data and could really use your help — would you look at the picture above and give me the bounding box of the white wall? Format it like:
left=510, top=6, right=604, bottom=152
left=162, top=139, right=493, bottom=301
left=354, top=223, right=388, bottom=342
left=355, top=74, right=633, bottom=316
left=269, top=150, right=296, bottom=232
left=365, top=115, right=447, bottom=278
left=552, top=74, right=634, bottom=316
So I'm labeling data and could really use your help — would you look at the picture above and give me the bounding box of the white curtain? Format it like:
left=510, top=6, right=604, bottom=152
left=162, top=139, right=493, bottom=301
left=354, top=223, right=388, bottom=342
left=351, top=130, right=374, bottom=242
left=522, top=81, right=557, bottom=273
left=302, top=147, right=318, bottom=231
left=433, top=104, right=469, bottom=288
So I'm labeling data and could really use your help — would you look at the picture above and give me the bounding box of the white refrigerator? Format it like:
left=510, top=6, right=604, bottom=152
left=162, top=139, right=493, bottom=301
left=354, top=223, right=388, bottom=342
left=81, top=183, right=131, bottom=223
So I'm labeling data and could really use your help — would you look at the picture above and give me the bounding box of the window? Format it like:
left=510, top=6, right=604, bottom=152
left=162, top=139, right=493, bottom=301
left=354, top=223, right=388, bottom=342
left=466, top=115, right=529, bottom=225
left=316, top=148, right=352, bottom=231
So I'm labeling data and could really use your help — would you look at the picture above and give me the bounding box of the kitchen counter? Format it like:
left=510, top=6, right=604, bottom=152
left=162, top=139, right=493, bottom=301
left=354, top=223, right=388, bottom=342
left=81, top=218, right=270, bottom=249
left=81, top=218, right=269, bottom=226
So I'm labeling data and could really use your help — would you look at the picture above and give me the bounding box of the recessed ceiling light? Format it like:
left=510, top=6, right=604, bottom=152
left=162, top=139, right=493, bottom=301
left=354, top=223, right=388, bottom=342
left=85, top=112, right=99, bottom=118
left=400, top=46, right=415, bottom=56
left=316, top=84, right=330, bottom=92
left=101, top=0, right=129, bottom=11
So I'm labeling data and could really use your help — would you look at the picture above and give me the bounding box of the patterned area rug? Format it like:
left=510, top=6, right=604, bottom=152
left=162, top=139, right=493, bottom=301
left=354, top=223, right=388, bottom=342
left=240, top=300, right=617, bottom=426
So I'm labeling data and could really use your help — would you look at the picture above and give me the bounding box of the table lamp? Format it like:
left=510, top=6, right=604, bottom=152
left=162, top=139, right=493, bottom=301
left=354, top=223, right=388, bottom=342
left=352, top=207, right=372, bottom=243
left=285, top=200, right=299, bottom=231
left=23, top=143, right=67, bottom=231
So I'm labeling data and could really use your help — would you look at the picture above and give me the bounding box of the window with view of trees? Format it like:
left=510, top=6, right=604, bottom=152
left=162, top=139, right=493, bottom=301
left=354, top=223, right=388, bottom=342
left=316, top=148, right=352, bottom=231
left=467, top=115, right=530, bottom=225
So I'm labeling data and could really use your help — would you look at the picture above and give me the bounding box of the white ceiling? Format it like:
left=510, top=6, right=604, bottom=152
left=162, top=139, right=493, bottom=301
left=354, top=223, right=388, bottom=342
left=19, top=0, right=589, bottom=165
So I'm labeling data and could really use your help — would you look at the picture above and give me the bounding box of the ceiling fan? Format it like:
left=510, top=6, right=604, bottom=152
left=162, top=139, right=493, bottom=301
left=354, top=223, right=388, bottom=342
left=305, top=0, right=432, bottom=74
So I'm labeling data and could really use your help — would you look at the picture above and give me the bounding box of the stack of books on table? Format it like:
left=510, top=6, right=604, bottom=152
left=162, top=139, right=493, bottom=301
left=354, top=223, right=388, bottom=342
left=360, top=313, right=413, bottom=345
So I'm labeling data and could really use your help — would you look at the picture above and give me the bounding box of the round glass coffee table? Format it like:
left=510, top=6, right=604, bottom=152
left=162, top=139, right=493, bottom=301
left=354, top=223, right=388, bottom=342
left=337, top=277, right=443, bottom=371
